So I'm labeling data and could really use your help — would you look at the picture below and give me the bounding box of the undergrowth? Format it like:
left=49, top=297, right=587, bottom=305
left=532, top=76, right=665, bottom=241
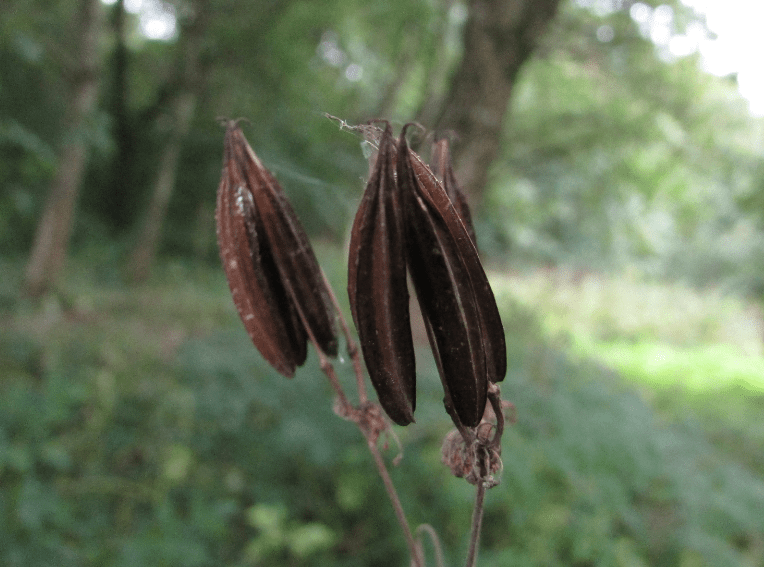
left=1, top=254, right=763, bottom=566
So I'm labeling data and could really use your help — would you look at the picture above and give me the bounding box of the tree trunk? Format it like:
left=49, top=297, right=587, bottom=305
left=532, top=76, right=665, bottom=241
left=127, top=92, right=197, bottom=282
left=127, top=5, right=209, bottom=282
left=105, top=0, right=135, bottom=231
left=429, top=0, right=561, bottom=205
left=24, top=0, right=103, bottom=297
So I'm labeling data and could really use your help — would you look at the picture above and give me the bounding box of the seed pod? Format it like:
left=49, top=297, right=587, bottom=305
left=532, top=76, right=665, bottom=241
left=216, top=122, right=337, bottom=377
left=216, top=150, right=305, bottom=376
left=408, top=140, right=506, bottom=388
left=397, top=126, right=489, bottom=427
left=347, top=122, right=417, bottom=426
left=430, top=137, right=477, bottom=246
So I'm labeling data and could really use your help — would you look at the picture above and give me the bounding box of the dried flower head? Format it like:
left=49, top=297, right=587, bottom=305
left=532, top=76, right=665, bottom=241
left=441, top=429, right=502, bottom=487
left=216, top=121, right=337, bottom=377
left=347, top=122, right=506, bottom=428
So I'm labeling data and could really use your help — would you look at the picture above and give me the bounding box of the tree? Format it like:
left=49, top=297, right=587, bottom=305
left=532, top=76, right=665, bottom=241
left=430, top=0, right=563, bottom=204
left=127, top=2, right=210, bottom=281
left=23, top=0, right=104, bottom=296
left=477, top=0, right=764, bottom=291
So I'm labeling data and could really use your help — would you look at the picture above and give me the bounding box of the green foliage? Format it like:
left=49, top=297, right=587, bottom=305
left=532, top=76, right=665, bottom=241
left=4, top=0, right=764, bottom=563
left=5, top=0, right=764, bottom=299
left=3, top=0, right=764, bottom=300
left=482, top=351, right=764, bottom=567
left=492, top=265, right=764, bottom=511
left=2, top=254, right=764, bottom=566
left=1, top=0, right=467, bottom=258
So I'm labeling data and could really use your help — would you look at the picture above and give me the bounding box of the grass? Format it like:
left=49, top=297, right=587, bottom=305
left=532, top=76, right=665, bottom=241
left=490, top=266, right=764, bottom=397
left=492, top=266, right=762, bottom=354
left=573, top=339, right=764, bottom=394
left=491, top=265, right=764, bottom=480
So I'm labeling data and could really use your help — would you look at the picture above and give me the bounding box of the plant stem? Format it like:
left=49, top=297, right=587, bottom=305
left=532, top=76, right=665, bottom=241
left=280, top=278, right=352, bottom=412
left=465, top=479, right=487, bottom=567
left=486, top=384, right=505, bottom=450
left=320, top=269, right=368, bottom=403
left=300, top=273, right=422, bottom=567
left=416, top=524, right=445, bottom=567
left=463, top=384, right=506, bottom=567
left=366, top=436, right=424, bottom=567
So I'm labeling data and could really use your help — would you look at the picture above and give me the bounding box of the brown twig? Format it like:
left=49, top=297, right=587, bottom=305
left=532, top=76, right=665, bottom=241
left=487, top=383, right=505, bottom=451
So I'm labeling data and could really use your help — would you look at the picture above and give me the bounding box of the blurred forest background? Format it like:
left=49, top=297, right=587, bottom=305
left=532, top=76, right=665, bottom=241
left=2, top=0, right=764, bottom=565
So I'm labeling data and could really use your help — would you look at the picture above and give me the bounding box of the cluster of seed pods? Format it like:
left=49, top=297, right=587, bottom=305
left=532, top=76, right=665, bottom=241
left=216, top=120, right=506, bottom=430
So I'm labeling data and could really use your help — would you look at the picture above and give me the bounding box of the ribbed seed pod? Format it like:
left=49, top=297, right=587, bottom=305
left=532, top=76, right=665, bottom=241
left=407, top=140, right=506, bottom=388
left=216, top=122, right=337, bottom=377
left=397, top=126, right=487, bottom=427
left=346, top=122, right=507, bottom=427
left=347, top=123, right=417, bottom=426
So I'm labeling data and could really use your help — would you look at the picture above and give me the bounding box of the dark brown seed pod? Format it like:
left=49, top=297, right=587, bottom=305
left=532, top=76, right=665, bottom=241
left=347, top=122, right=417, bottom=426
left=430, top=138, right=477, bottom=246
left=397, top=126, right=488, bottom=427
left=225, top=125, right=338, bottom=357
left=408, top=139, right=506, bottom=388
left=216, top=122, right=337, bottom=377
left=216, top=154, right=305, bottom=376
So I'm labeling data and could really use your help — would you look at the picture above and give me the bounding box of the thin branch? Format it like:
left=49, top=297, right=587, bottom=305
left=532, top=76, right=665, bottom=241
left=280, top=277, right=352, bottom=413
left=463, top=384, right=507, bottom=567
